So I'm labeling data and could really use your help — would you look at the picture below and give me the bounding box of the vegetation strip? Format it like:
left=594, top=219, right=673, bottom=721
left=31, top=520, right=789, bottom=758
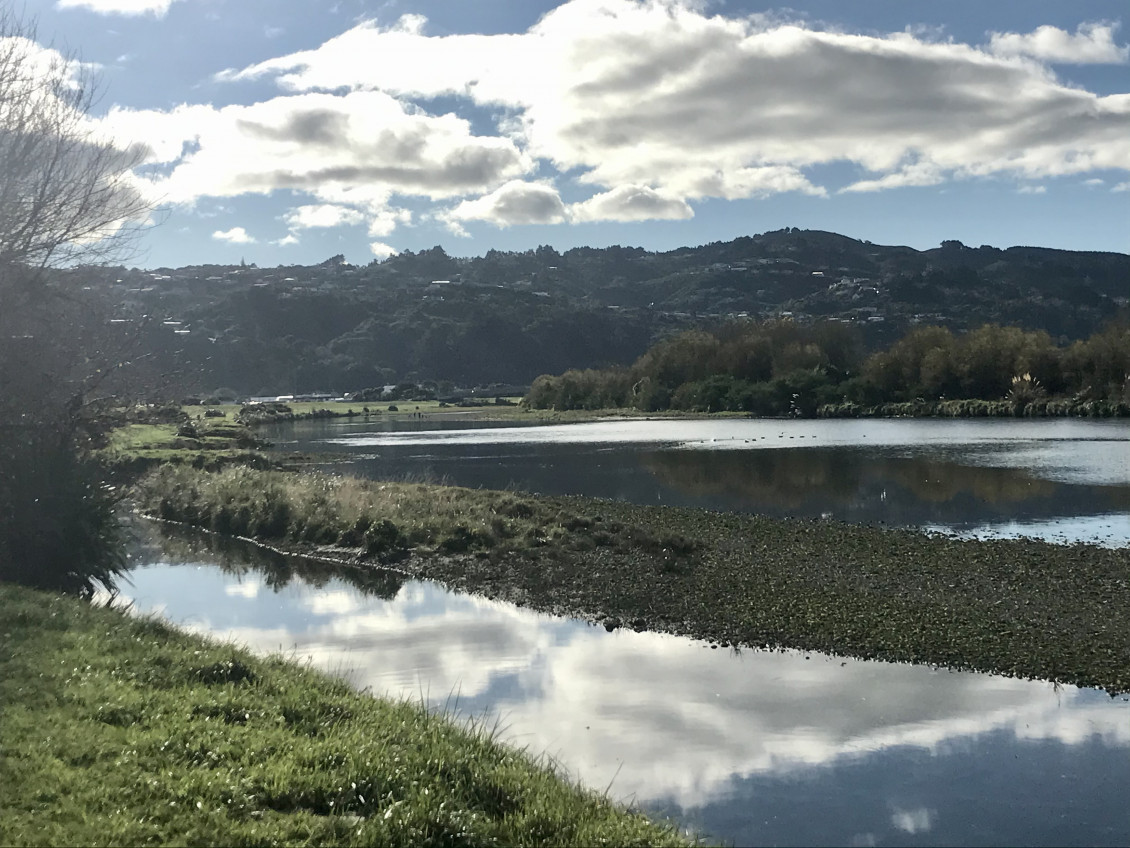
left=524, top=320, right=1130, bottom=416
left=0, top=582, right=690, bottom=847
left=136, top=465, right=1130, bottom=695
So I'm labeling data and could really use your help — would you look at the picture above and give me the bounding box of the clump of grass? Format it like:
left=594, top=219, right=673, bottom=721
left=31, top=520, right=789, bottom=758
left=0, top=582, right=693, bottom=847
left=135, top=465, right=698, bottom=566
left=98, top=418, right=270, bottom=483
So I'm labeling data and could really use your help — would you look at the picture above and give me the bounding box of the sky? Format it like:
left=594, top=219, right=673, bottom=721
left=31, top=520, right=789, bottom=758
left=13, top=0, right=1130, bottom=268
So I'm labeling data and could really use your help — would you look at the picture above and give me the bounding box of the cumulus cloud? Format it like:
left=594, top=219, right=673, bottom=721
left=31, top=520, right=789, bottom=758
left=103, top=89, right=529, bottom=240
left=369, top=241, right=397, bottom=259
left=81, top=0, right=1127, bottom=240
left=56, top=0, right=181, bottom=15
left=440, top=180, right=567, bottom=234
left=569, top=185, right=693, bottom=222
left=279, top=200, right=411, bottom=242
left=1017, top=185, right=1047, bottom=194
left=111, top=90, right=529, bottom=203
left=989, top=23, right=1129, bottom=65
left=283, top=204, right=367, bottom=230
left=212, top=226, right=255, bottom=243
left=221, top=0, right=1129, bottom=210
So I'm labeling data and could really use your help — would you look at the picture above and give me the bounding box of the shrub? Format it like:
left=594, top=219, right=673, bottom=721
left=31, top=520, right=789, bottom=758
left=0, top=432, right=125, bottom=596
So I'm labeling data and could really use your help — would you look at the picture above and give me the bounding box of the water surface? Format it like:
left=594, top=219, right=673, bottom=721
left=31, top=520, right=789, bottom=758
left=267, top=417, right=1130, bottom=546
left=118, top=524, right=1130, bottom=847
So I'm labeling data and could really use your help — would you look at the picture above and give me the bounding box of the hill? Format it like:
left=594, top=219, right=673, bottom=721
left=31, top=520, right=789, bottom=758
left=70, top=230, right=1129, bottom=395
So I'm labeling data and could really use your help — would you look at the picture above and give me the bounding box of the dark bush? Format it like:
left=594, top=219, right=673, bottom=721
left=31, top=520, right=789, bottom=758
left=0, top=430, right=126, bottom=596
left=364, top=519, right=404, bottom=556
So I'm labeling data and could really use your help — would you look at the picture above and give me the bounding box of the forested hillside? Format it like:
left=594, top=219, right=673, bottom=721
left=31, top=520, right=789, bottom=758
left=64, top=229, right=1129, bottom=395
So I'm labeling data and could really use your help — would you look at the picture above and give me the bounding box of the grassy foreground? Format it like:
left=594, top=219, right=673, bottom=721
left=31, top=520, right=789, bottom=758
left=0, top=583, right=689, bottom=847
left=136, top=465, right=1130, bottom=694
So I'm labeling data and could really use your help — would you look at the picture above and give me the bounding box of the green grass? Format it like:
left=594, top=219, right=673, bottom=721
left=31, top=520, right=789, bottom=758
left=135, top=464, right=691, bottom=561
left=134, top=464, right=1130, bottom=694
left=0, top=582, right=692, bottom=847
left=103, top=422, right=252, bottom=454
left=98, top=420, right=269, bottom=477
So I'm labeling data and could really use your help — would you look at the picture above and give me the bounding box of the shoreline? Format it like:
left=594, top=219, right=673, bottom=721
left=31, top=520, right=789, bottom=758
left=134, top=466, right=1130, bottom=695
left=0, top=581, right=692, bottom=846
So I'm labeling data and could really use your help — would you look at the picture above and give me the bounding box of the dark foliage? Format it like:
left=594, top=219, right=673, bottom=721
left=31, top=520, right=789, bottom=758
left=0, top=427, right=125, bottom=596
left=524, top=318, right=1130, bottom=414
left=55, top=229, right=1127, bottom=396
left=0, top=12, right=151, bottom=596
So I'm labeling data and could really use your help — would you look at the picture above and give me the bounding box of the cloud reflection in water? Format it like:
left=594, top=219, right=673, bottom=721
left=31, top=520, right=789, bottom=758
left=120, top=560, right=1130, bottom=813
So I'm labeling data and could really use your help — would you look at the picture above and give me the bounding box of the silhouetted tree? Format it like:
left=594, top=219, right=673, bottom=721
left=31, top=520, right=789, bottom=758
left=0, top=11, right=151, bottom=594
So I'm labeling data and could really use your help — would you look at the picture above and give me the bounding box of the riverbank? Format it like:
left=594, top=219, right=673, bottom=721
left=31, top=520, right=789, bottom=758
left=102, top=396, right=1127, bottom=475
left=96, top=400, right=628, bottom=473
left=0, top=581, right=690, bottom=847
left=136, top=465, right=1130, bottom=694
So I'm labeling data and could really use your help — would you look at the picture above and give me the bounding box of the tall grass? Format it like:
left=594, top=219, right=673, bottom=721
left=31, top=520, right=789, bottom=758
left=135, top=465, right=697, bottom=564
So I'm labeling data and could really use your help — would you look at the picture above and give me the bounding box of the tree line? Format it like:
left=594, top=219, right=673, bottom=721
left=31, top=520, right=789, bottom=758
left=523, top=319, right=1130, bottom=417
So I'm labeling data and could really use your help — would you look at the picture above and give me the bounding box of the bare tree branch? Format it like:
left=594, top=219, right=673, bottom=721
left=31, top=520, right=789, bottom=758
left=0, top=10, right=150, bottom=279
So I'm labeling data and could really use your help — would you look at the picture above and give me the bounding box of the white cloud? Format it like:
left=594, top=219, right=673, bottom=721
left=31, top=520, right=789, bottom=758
left=1084, top=178, right=1105, bottom=186
left=74, top=0, right=1126, bottom=245
left=0, top=36, right=98, bottom=97
left=369, top=241, right=397, bottom=259
left=1017, top=185, right=1047, bottom=194
left=102, top=88, right=531, bottom=244
left=221, top=0, right=1129, bottom=211
left=1113, top=182, right=1130, bottom=193
left=841, top=161, right=945, bottom=194
left=280, top=200, right=411, bottom=242
left=989, top=23, right=1129, bottom=65
left=440, top=180, right=567, bottom=233
left=569, top=185, right=693, bottom=222
left=366, top=208, right=412, bottom=238
left=891, top=807, right=935, bottom=835
left=283, top=204, right=367, bottom=230
left=275, top=233, right=300, bottom=246
left=107, top=90, right=531, bottom=207
left=56, top=0, right=180, bottom=16
left=212, top=226, right=255, bottom=244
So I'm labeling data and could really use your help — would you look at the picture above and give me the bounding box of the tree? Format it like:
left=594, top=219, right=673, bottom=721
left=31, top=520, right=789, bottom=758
left=0, top=11, right=152, bottom=594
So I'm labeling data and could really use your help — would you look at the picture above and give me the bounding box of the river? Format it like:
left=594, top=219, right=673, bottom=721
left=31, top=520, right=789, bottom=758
left=265, top=416, right=1130, bottom=546
left=119, top=416, right=1130, bottom=844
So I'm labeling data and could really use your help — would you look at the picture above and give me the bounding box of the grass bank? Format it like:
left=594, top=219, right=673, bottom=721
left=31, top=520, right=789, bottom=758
left=99, top=418, right=270, bottom=478
left=97, top=400, right=606, bottom=473
left=0, top=582, right=690, bottom=847
left=136, top=465, right=1130, bottom=694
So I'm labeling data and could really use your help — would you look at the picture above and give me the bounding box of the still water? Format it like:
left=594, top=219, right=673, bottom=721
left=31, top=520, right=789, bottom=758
left=267, top=417, right=1130, bottom=546
left=120, top=523, right=1130, bottom=847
